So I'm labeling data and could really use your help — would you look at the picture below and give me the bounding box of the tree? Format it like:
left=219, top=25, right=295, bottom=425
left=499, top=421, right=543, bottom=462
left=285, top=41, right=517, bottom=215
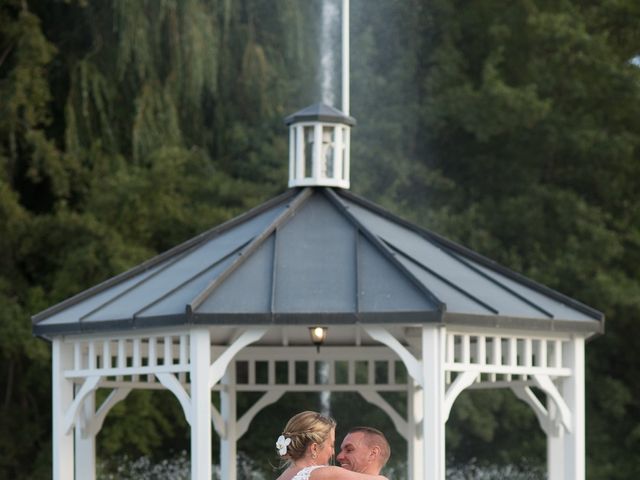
left=0, top=0, right=318, bottom=477
left=349, top=0, right=640, bottom=476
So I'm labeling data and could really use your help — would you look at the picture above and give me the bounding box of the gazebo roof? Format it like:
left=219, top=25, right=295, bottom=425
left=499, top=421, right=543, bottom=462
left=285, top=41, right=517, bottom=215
left=32, top=187, right=604, bottom=337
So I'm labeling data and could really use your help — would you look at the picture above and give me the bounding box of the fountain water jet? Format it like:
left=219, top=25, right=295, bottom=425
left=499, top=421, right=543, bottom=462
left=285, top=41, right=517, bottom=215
left=320, top=0, right=340, bottom=107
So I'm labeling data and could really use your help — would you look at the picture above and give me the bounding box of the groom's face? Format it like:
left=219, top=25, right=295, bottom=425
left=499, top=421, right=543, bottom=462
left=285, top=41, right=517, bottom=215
left=336, top=431, right=373, bottom=473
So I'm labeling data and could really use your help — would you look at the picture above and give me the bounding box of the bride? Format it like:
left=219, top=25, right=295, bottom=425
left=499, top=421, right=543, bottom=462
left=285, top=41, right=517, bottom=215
left=275, top=411, right=388, bottom=480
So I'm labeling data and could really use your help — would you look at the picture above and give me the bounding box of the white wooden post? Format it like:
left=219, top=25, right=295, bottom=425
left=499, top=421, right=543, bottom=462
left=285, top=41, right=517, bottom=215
left=334, top=126, right=344, bottom=182
left=296, top=125, right=304, bottom=180
left=564, top=336, right=585, bottom=480
left=422, top=325, right=446, bottom=480
left=190, top=328, right=212, bottom=480
left=408, top=379, right=424, bottom=480
left=547, top=399, right=564, bottom=480
left=75, top=390, right=96, bottom=480
left=53, top=338, right=74, bottom=480
left=220, top=363, right=237, bottom=480
left=289, top=125, right=295, bottom=181
left=343, top=128, right=350, bottom=184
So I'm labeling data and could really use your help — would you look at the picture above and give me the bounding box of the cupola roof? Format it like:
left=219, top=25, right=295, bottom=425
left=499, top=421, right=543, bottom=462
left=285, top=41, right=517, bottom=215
left=285, top=102, right=356, bottom=126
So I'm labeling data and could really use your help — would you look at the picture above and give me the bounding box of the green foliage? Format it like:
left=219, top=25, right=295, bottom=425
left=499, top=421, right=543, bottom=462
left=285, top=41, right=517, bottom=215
left=98, top=390, right=190, bottom=462
left=446, top=390, right=545, bottom=466
left=349, top=0, right=640, bottom=476
left=1, top=0, right=640, bottom=478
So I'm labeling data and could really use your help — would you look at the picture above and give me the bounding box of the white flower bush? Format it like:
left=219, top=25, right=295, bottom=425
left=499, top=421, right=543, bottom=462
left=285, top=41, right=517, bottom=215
left=98, top=451, right=267, bottom=480
left=98, top=452, right=543, bottom=479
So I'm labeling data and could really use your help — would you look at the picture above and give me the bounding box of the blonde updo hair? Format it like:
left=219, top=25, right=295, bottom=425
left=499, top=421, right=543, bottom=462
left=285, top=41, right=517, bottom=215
left=278, top=411, right=336, bottom=463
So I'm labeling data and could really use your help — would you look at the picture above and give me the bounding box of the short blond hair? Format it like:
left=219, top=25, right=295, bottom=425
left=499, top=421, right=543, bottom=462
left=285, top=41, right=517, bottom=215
left=347, top=426, right=391, bottom=467
left=278, top=411, right=336, bottom=463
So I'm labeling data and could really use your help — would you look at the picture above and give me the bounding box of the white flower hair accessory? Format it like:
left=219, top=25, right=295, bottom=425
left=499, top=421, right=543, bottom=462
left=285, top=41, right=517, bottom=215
left=276, top=435, right=291, bottom=456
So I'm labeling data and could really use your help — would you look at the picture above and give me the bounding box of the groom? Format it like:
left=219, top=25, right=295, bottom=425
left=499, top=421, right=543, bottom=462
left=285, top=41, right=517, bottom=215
left=336, top=426, right=390, bottom=474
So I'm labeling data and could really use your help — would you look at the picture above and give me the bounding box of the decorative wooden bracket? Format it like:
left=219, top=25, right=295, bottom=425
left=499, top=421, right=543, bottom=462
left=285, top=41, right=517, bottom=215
left=211, top=404, right=225, bottom=438
left=511, top=385, right=561, bottom=436
left=209, top=327, right=268, bottom=389
left=532, top=374, right=572, bottom=433
left=509, top=374, right=570, bottom=437
left=359, top=390, right=409, bottom=440
left=83, top=387, right=132, bottom=438
left=363, top=326, right=422, bottom=386
left=157, top=373, right=192, bottom=426
left=237, top=390, right=285, bottom=439
left=444, top=371, right=477, bottom=422
left=63, top=375, right=101, bottom=435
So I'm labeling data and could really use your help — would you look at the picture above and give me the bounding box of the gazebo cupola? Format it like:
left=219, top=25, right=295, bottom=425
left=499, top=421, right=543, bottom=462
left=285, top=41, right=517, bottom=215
left=285, top=102, right=356, bottom=189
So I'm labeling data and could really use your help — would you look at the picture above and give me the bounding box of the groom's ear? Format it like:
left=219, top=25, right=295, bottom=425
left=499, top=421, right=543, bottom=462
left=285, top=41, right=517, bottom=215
left=369, top=445, right=381, bottom=461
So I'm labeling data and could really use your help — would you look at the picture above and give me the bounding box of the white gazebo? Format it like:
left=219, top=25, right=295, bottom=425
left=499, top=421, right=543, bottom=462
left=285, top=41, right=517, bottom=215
left=33, top=99, right=603, bottom=480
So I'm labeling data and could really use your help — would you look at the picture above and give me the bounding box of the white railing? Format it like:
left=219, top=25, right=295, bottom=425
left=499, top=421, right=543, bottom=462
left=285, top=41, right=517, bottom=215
left=445, top=331, right=571, bottom=384
left=65, top=333, right=191, bottom=383
left=232, top=346, right=407, bottom=392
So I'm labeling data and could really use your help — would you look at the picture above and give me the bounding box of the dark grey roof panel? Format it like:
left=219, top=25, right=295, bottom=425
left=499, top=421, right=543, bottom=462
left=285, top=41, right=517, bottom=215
left=82, top=204, right=286, bottom=322
left=195, top=193, right=439, bottom=316
left=136, top=252, right=239, bottom=318
left=272, top=194, right=357, bottom=313
left=338, top=191, right=604, bottom=330
left=196, top=235, right=275, bottom=314
left=392, top=253, right=498, bottom=315
left=35, top=194, right=290, bottom=329
left=339, top=193, right=601, bottom=325
left=36, top=263, right=166, bottom=327
left=357, top=233, right=438, bottom=313
left=466, top=260, right=598, bottom=322
left=32, top=189, right=297, bottom=326
left=386, top=234, right=554, bottom=319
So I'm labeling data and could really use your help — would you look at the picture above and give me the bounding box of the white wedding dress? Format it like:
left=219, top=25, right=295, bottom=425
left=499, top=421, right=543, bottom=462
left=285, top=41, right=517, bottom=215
left=291, top=466, right=323, bottom=480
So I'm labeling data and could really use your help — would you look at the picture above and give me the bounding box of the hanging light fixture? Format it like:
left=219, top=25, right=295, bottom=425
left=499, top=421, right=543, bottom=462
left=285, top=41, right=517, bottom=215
left=309, top=326, right=328, bottom=352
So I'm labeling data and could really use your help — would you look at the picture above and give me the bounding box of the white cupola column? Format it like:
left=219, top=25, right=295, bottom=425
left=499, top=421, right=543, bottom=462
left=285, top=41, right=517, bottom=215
left=285, top=103, right=355, bottom=189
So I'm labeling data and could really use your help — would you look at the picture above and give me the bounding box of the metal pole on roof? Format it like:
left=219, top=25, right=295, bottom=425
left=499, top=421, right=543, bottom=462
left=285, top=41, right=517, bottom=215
left=342, top=0, right=350, bottom=115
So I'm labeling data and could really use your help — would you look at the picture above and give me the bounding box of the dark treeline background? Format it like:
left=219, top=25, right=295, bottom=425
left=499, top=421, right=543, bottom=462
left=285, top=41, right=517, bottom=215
left=1, top=0, right=640, bottom=478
